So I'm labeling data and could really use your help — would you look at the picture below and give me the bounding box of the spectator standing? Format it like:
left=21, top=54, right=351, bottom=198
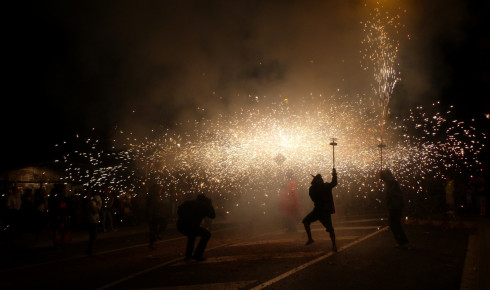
left=6, top=185, right=22, bottom=240
left=100, top=187, right=116, bottom=232
left=21, top=188, right=35, bottom=232
left=278, top=170, right=301, bottom=232
left=48, top=184, right=72, bottom=248
left=471, top=175, right=486, bottom=217
left=85, top=189, right=102, bottom=256
left=146, top=184, right=170, bottom=249
left=378, top=169, right=409, bottom=248
left=34, top=187, right=48, bottom=232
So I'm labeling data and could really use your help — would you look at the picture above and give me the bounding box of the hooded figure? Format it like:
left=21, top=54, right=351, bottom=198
left=278, top=171, right=301, bottom=232
left=378, top=169, right=409, bottom=248
left=177, top=194, right=215, bottom=261
left=302, top=168, right=338, bottom=252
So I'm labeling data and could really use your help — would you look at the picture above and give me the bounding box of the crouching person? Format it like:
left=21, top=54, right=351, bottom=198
left=177, top=194, right=215, bottom=261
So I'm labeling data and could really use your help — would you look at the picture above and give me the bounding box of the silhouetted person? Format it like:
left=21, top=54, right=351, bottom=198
left=471, top=175, right=486, bottom=217
left=21, top=188, right=35, bottom=232
left=6, top=186, right=22, bottom=241
left=100, top=187, right=116, bottom=232
left=303, top=168, right=338, bottom=252
left=177, top=194, right=215, bottom=261
left=48, top=184, right=72, bottom=248
left=279, top=170, right=301, bottom=232
left=147, top=183, right=170, bottom=249
left=84, top=189, right=102, bottom=256
left=445, top=175, right=456, bottom=216
left=378, top=169, right=409, bottom=248
left=34, top=187, right=48, bottom=233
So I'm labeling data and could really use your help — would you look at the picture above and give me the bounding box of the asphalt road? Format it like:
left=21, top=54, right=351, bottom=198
left=0, top=212, right=474, bottom=290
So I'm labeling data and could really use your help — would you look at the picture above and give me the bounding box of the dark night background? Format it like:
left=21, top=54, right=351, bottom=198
left=2, top=0, right=489, bottom=172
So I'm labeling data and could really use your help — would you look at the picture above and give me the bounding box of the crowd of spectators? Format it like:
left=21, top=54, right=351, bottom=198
left=0, top=183, right=179, bottom=243
left=0, top=172, right=487, bottom=244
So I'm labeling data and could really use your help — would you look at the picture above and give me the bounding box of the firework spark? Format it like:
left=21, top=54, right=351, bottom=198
left=57, top=96, right=485, bottom=216
left=55, top=3, right=486, bottom=218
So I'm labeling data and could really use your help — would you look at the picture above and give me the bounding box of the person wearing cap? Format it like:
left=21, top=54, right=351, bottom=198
left=177, top=194, right=215, bottom=261
left=302, top=168, right=338, bottom=252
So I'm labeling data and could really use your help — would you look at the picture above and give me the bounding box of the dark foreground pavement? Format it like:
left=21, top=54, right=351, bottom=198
left=294, top=220, right=486, bottom=290
left=1, top=214, right=488, bottom=290
left=260, top=224, right=472, bottom=290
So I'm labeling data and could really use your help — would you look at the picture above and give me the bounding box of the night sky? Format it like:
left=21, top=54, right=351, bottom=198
left=2, top=0, right=489, bottom=171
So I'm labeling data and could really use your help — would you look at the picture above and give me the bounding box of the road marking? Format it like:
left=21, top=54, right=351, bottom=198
left=459, top=235, right=477, bottom=290
left=171, top=251, right=324, bottom=265
left=96, top=227, right=284, bottom=289
left=104, top=226, right=235, bottom=254
left=136, top=280, right=257, bottom=290
left=313, top=226, right=381, bottom=231
left=0, top=226, right=236, bottom=273
left=250, top=226, right=389, bottom=290
left=96, top=220, right=385, bottom=289
left=96, top=243, right=231, bottom=290
left=97, top=256, right=183, bottom=290
left=337, top=218, right=384, bottom=224
left=230, top=236, right=359, bottom=247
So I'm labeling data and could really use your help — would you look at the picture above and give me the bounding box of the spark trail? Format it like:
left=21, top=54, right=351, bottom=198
left=54, top=3, right=486, bottom=217
left=361, top=2, right=403, bottom=141
left=56, top=96, right=485, bottom=216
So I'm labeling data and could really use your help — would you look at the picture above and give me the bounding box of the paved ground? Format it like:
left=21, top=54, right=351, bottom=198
left=0, top=212, right=488, bottom=290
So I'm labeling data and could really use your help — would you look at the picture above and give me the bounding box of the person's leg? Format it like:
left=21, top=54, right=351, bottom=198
left=149, top=219, right=157, bottom=248
left=101, top=210, right=108, bottom=232
left=398, top=224, right=408, bottom=245
left=193, top=227, right=211, bottom=260
left=87, top=223, right=97, bottom=255
left=395, top=211, right=408, bottom=246
left=157, top=217, right=168, bottom=239
left=51, top=218, right=60, bottom=248
left=185, top=235, right=196, bottom=260
left=108, top=210, right=114, bottom=231
left=319, top=213, right=337, bottom=251
left=480, top=195, right=487, bottom=217
left=389, top=210, right=408, bottom=246
left=302, top=211, right=317, bottom=245
left=325, top=215, right=337, bottom=252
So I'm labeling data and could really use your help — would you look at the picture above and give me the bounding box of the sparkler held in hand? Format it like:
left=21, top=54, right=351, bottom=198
left=329, top=138, right=338, bottom=169
left=377, top=141, right=386, bottom=171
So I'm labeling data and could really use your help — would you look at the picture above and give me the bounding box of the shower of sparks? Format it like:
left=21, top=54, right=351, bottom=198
left=56, top=96, right=486, bottom=216
left=53, top=3, right=486, bottom=217
left=361, top=2, right=404, bottom=138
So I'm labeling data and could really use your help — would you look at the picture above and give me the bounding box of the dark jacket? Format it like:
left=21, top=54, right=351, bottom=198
left=177, top=196, right=215, bottom=230
left=147, top=192, right=170, bottom=221
left=309, top=173, right=337, bottom=214
left=385, top=180, right=404, bottom=211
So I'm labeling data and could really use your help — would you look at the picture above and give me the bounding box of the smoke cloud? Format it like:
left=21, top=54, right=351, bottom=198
left=7, top=0, right=476, bottom=141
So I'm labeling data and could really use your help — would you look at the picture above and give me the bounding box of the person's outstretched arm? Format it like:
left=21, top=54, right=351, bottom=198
left=330, top=168, right=338, bottom=187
